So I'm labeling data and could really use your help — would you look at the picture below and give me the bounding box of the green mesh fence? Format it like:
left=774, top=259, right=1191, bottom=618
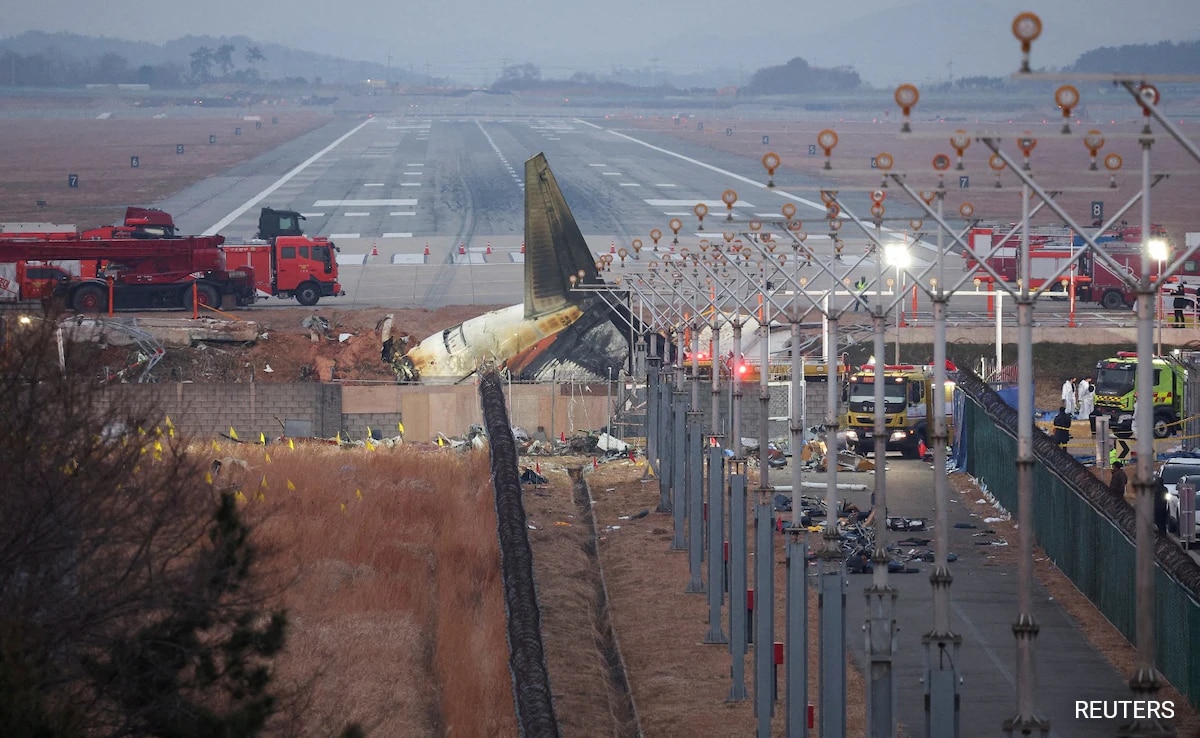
left=963, top=396, right=1200, bottom=710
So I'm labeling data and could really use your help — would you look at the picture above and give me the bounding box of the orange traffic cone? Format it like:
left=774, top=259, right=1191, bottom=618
left=423, top=243, right=430, bottom=256
left=458, top=242, right=466, bottom=255
left=560, top=431, right=566, bottom=443
left=370, top=242, right=379, bottom=256
left=485, top=242, right=492, bottom=255
left=535, top=462, right=541, bottom=475
left=610, top=240, right=616, bottom=253
left=520, top=241, right=525, bottom=254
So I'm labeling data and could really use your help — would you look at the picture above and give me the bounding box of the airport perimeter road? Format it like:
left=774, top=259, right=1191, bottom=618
left=836, top=456, right=1140, bottom=737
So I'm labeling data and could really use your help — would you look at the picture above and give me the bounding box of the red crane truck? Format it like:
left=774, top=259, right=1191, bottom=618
left=0, top=207, right=343, bottom=311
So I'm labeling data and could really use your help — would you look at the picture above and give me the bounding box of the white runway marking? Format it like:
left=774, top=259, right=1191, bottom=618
left=619, top=183, right=642, bottom=187
left=204, top=118, right=374, bottom=235
left=344, top=212, right=369, bottom=217
left=645, top=199, right=755, bottom=208
left=314, top=199, right=417, bottom=207
left=383, top=232, right=414, bottom=238
left=389, top=211, right=416, bottom=216
left=403, top=171, right=422, bottom=175
left=301, top=212, right=325, bottom=217
left=364, top=183, right=384, bottom=187
left=588, top=163, right=606, bottom=167
left=655, top=184, right=677, bottom=188
left=662, top=211, right=693, bottom=216
left=406, top=163, right=423, bottom=166
left=603, top=172, right=622, bottom=176
left=331, top=233, right=361, bottom=239
left=579, top=120, right=827, bottom=215
left=400, top=183, right=421, bottom=187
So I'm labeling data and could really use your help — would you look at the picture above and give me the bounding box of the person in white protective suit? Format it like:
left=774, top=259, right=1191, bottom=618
left=1078, top=376, right=1095, bottom=431
left=1061, top=377, right=1077, bottom=416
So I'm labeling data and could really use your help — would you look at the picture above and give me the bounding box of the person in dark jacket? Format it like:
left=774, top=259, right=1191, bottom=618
left=1052, top=406, right=1072, bottom=449
left=1108, top=461, right=1128, bottom=500
left=1173, top=282, right=1190, bottom=327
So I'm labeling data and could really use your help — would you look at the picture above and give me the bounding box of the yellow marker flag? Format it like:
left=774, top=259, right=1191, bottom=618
left=153, top=440, right=163, bottom=453
left=212, top=439, right=220, bottom=452
left=255, top=491, right=266, bottom=503
left=137, top=425, right=146, bottom=436
left=340, top=502, right=348, bottom=516
left=288, top=438, right=295, bottom=451
left=260, top=475, right=268, bottom=490
left=229, top=427, right=239, bottom=441
left=155, top=425, right=163, bottom=437
left=260, top=432, right=267, bottom=445
left=286, top=479, right=296, bottom=492
left=365, top=438, right=375, bottom=452
left=355, top=489, right=363, bottom=500
left=397, top=421, right=405, bottom=435
left=264, top=452, right=272, bottom=463
left=165, top=415, right=174, bottom=429
left=366, top=425, right=373, bottom=439
left=205, top=471, right=213, bottom=485
left=235, top=491, right=247, bottom=503
left=437, top=436, right=445, bottom=447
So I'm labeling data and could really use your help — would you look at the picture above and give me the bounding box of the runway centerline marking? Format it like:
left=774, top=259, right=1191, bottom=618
left=364, top=183, right=384, bottom=187
left=655, top=184, right=677, bottom=188
left=330, top=232, right=361, bottom=238
left=344, top=212, right=369, bottom=217
left=383, top=232, right=414, bottom=238
left=301, top=212, right=325, bottom=217
left=645, top=198, right=755, bottom=208
left=204, top=118, right=374, bottom=235
left=389, top=211, right=416, bottom=216
left=314, top=199, right=418, bottom=207
left=578, top=120, right=827, bottom=216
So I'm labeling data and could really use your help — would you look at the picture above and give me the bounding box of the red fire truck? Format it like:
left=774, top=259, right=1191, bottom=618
left=962, top=223, right=1191, bottom=309
left=0, top=207, right=342, bottom=311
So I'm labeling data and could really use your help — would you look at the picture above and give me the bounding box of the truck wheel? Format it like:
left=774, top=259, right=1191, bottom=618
left=295, top=282, right=321, bottom=307
left=1153, top=412, right=1174, bottom=439
left=184, top=284, right=220, bottom=310
left=1100, top=289, right=1127, bottom=309
left=72, top=284, right=107, bottom=312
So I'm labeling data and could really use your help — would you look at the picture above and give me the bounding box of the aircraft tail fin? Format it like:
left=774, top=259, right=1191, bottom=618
left=524, top=153, right=598, bottom=319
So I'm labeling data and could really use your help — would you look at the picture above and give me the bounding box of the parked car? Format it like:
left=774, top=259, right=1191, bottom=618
left=1154, top=456, right=1200, bottom=535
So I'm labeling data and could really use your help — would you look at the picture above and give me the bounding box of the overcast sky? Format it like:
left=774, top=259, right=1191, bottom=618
left=3, top=0, right=1198, bottom=85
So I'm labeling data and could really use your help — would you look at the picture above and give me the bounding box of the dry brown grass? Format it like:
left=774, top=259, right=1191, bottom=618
left=205, top=440, right=517, bottom=737
left=0, top=114, right=329, bottom=227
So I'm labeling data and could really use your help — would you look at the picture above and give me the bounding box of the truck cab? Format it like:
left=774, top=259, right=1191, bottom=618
left=1094, top=352, right=1184, bottom=438
left=842, top=365, right=932, bottom=458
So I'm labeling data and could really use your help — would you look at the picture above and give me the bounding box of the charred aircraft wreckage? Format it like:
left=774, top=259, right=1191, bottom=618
left=379, top=153, right=663, bottom=383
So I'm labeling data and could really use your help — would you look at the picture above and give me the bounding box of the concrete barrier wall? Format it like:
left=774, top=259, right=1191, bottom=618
left=96, top=382, right=610, bottom=443
left=98, top=383, right=342, bottom=440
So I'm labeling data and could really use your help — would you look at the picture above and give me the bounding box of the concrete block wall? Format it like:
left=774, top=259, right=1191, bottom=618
left=96, top=382, right=611, bottom=444
left=99, top=383, right=342, bottom=440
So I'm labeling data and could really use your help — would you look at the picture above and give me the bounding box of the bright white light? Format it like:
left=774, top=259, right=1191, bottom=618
left=1146, top=238, right=1169, bottom=262
left=17, top=315, right=32, bottom=326
left=884, top=242, right=911, bottom=269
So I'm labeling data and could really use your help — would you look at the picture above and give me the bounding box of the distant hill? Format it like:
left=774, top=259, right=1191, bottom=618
left=0, top=31, right=395, bottom=85
left=1069, top=40, right=1200, bottom=74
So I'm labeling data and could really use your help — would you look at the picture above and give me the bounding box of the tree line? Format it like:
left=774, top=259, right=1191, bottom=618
left=0, top=43, right=266, bottom=88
